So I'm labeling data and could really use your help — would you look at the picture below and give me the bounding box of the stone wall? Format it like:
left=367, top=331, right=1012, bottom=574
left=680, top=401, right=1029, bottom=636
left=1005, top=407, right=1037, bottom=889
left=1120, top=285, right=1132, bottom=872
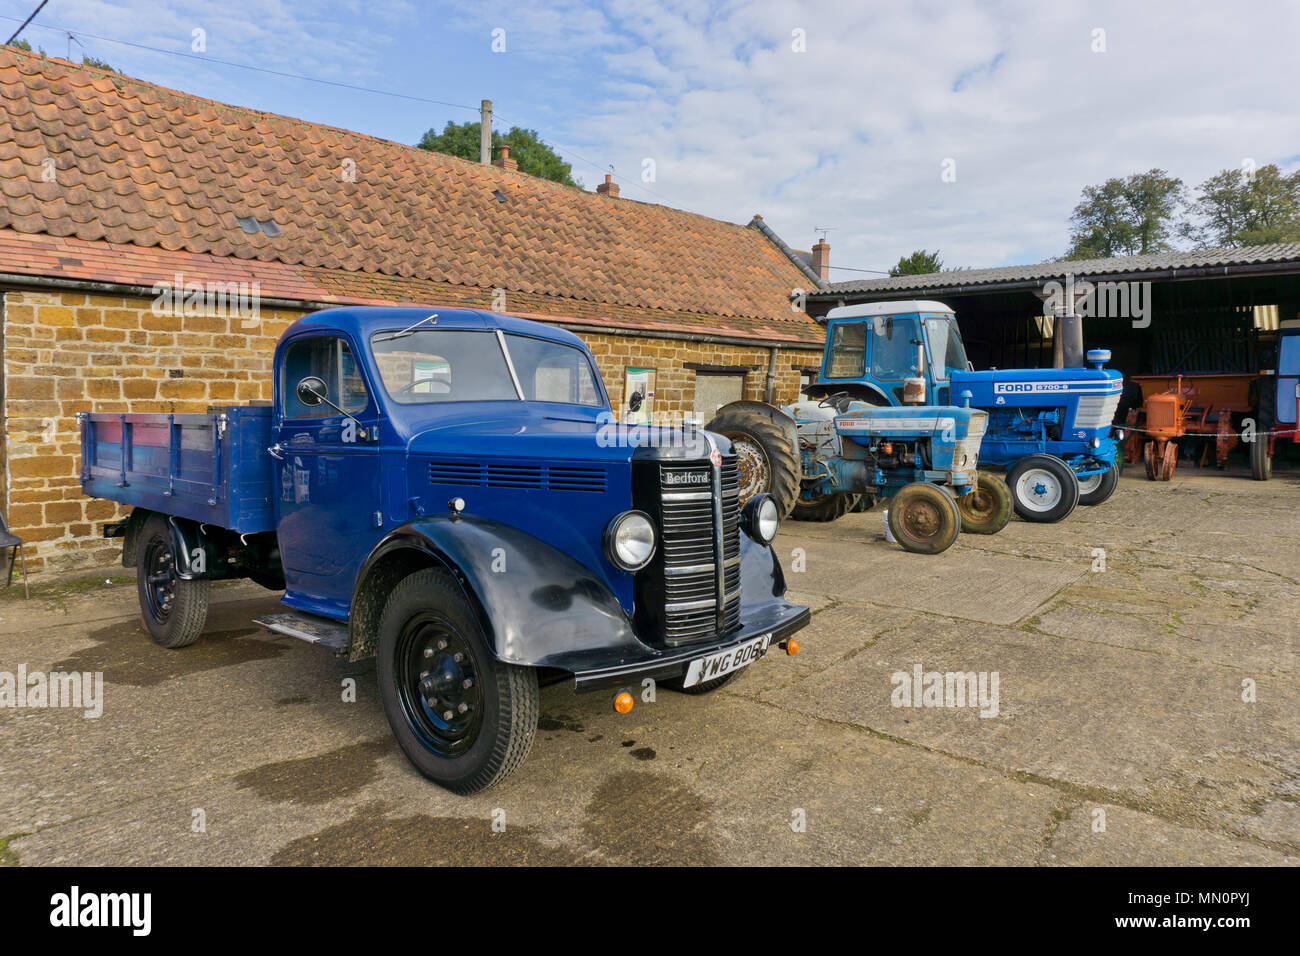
left=1, top=287, right=819, bottom=576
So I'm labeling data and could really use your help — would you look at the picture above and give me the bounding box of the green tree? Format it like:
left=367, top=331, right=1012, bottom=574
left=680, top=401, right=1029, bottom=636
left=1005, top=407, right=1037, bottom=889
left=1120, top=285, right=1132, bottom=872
left=1187, top=164, right=1300, bottom=247
left=889, top=249, right=945, bottom=276
left=1064, top=169, right=1185, bottom=259
left=417, top=121, right=580, bottom=187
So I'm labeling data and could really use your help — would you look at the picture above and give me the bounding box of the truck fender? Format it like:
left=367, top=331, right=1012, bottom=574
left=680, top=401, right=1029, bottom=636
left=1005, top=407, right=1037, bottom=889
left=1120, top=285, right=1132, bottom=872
left=348, top=515, right=640, bottom=668
left=119, top=508, right=221, bottom=580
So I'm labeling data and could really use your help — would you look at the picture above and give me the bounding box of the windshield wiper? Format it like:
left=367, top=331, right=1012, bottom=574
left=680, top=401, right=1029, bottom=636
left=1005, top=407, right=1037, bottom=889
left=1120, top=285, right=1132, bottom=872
left=375, top=313, right=438, bottom=342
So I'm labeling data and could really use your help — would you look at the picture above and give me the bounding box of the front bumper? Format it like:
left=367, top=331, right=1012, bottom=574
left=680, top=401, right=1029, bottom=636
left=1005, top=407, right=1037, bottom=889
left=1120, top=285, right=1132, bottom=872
left=569, top=600, right=810, bottom=693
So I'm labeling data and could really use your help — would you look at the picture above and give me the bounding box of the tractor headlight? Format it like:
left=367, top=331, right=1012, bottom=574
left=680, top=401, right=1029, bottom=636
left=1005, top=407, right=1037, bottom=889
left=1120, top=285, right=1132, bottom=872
left=742, top=494, right=780, bottom=544
left=1091, top=437, right=1101, bottom=449
left=604, top=511, right=656, bottom=571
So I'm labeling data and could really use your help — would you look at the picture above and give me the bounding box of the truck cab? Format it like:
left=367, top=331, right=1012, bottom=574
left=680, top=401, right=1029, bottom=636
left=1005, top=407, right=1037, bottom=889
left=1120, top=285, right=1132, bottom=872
left=81, top=307, right=809, bottom=793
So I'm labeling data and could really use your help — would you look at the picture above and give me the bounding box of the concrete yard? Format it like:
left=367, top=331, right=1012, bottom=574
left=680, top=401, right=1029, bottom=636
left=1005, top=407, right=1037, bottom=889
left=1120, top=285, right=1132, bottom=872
left=1, top=467, right=1297, bottom=866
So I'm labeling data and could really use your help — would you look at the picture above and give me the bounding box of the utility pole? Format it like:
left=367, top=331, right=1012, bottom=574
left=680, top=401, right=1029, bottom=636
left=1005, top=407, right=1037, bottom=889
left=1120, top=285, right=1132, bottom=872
left=480, top=100, right=492, bottom=165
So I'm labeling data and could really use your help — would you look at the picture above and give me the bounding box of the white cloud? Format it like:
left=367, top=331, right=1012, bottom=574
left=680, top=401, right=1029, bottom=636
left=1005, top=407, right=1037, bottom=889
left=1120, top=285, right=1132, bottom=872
left=460, top=0, right=1300, bottom=273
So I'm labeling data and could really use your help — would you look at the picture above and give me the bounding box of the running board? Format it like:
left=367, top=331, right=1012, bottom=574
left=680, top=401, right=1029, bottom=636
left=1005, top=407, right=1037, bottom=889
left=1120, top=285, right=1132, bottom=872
left=254, top=612, right=350, bottom=650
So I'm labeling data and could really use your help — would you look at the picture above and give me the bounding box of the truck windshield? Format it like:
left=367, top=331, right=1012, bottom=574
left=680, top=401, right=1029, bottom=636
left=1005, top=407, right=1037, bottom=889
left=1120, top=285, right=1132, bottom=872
left=923, top=316, right=968, bottom=380
left=370, top=329, right=603, bottom=406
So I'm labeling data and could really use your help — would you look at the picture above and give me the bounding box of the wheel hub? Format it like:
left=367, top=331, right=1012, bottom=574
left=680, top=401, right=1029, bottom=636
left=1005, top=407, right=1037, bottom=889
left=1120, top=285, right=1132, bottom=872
left=902, top=500, right=941, bottom=539
left=398, top=620, right=483, bottom=754
left=1017, top=469, right=1062, bottom=511
left=730, top=437, right=769, bottom=504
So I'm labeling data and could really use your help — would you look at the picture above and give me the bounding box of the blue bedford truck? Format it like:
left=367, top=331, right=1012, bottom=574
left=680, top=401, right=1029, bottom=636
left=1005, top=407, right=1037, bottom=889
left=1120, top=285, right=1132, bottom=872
left=79, top=307, right=809, bottom=793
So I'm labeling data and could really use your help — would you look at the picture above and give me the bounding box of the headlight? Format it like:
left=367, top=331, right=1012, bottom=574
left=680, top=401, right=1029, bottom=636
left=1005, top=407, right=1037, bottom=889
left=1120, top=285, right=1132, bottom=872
left=604, top=511, right=656, bottom=571
left=742, top=494, right=780, bottom=544
left=1091, top=437, right=1101, bottom=448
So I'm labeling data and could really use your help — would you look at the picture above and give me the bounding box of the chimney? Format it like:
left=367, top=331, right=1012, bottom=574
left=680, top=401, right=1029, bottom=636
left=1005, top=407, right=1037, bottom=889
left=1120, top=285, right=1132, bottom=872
left=596, top=173, right=620, bottom=198
left=811, top=238, right=830, bottom=280
left=493, top=143, right=517, bottom=171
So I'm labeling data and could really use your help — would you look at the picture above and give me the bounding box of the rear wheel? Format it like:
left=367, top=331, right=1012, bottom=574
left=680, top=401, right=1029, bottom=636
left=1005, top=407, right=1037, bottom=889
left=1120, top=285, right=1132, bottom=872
left=957, top=474, right=1012, bottom=534
left=1078, top=461, right=1119, bottom=506
left=887, top=483, right=961, bottom=554
left=1006, top=455, right=1080, bottom=522
left=377, top=568, right=538, bottom=794
left=136, top=515, right=208, bottom=648
left=706, top=404, right=801, bottom=517
left=791, top=491, right=859, bottom=522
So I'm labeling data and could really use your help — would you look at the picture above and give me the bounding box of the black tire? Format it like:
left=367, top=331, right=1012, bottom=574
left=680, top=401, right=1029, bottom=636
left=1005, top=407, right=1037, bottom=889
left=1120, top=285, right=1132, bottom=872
left=1006, top=454, right=1080, bottom=523
left=377, top=568, right=538, bottom=794
left=136, top=515, right=208, bottom=648
left=1078, top=461, right=1120, bottom=505
left=887, top=483, right=961, bottom=554
left=957, top=474, right=1012, bottom=534
left=1250, top=433, right=1272, bottom=480
left=706, top=403, right=801, bottom=517
left=1251, top=388, right=1274, bottom=481
left=662, top=671, right=738, bottom=695
left=791, top=491, right=859, bottom=522
left=850, top=494, right=877, bottom=513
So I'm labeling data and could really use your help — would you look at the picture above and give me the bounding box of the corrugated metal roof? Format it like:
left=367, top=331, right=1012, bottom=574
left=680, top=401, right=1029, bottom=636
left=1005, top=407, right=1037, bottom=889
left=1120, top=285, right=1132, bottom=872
left=813, top=243, right=1300, bottom=297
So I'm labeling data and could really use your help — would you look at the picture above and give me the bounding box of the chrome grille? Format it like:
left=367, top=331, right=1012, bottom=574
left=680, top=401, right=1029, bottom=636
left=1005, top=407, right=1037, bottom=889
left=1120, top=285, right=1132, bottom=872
left=1073, top=393, right=1121, bottom=431
left=658, top=457, right=742, bottom=644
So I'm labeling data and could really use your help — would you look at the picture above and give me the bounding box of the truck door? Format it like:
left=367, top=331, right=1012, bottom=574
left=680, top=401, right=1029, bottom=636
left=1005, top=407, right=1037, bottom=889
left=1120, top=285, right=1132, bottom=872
left=274, top=333, right=381, bottom=618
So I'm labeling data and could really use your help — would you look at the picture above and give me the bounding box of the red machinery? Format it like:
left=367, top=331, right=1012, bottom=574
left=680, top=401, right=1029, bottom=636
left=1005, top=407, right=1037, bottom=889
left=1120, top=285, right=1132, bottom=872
left=1123, top=373, right=1258, bottom=480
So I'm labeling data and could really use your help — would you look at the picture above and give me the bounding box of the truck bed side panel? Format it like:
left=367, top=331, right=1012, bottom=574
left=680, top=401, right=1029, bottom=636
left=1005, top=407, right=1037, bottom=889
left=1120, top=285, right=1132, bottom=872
left=79, top=406, right=275, bottom=534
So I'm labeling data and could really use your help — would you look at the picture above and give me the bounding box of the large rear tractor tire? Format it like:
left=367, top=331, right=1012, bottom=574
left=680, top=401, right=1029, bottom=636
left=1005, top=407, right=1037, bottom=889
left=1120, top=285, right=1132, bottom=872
left=957, top=474, right=1012, bottom=534
left=887, top=483, right=961, bottom=554
left=791, top=491, right=860, bottom=522
left=1006, top=454, right=1080, bottom=523
left=136, top=515, right=209, bottom=648
left=706, top=403, right=801, bottom=517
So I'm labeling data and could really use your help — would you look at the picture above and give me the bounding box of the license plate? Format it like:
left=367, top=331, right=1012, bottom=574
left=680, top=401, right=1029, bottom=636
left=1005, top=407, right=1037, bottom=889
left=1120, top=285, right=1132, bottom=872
left=682, top=633, right=771, bottom=688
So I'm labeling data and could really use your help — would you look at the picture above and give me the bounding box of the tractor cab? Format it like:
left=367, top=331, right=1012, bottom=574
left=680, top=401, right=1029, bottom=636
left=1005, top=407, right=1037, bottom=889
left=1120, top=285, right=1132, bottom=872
left=813, top=301, right=970, bottom=408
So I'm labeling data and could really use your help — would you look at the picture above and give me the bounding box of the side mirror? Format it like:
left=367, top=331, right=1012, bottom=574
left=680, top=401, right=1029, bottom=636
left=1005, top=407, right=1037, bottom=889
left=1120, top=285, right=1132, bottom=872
left=296, top=376, right=328, bottom=407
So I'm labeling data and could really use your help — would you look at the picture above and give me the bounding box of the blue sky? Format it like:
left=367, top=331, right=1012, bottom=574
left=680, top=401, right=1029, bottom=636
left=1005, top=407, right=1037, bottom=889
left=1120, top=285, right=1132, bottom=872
left=4, top=0, right=1297, bottom=277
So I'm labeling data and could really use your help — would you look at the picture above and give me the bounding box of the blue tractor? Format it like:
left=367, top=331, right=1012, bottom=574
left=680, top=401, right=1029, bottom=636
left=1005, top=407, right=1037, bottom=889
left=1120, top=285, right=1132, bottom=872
left=799, top=301, right=1125, bottom=523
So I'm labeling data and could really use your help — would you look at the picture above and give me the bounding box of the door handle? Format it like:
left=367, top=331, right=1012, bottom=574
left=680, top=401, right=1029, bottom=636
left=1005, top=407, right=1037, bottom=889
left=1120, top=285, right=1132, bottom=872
left=267, top=443, right=286, bottom=461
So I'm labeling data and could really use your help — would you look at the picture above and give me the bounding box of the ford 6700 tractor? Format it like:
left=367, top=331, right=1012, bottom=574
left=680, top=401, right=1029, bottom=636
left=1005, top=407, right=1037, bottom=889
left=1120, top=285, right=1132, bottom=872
left=799, top=300, right=1124, bottom=523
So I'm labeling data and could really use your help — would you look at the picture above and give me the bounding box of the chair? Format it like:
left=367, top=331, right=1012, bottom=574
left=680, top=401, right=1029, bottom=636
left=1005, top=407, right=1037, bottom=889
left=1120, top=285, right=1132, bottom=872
left=0, top=511, right=29, bottom=599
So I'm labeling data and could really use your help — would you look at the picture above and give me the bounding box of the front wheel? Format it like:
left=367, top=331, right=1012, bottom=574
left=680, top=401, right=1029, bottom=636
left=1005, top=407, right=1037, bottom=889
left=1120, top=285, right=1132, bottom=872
left=1078, top=461, right=1120, bottom=505
left=1250, top=435, right=1272, bottom=480
left=1006, top=454, right=1080, bottom=522
left=377, top=568, right=538, bottom=794
left=887, top=483, right=961, bottom=554
left=136, top=515, right=209, bottom=648
left=957, top=474, right=1012, bottom=534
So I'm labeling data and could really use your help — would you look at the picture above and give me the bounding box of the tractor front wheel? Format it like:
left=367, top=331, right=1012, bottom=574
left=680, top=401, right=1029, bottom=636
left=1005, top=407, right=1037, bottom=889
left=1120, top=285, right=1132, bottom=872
left=887, top=483, right=961, bottom=554
left=957, top=474, right=1012, bottom=534
left=1006, top=454, right=1080, bottom=522
left=1077, top=461, right=1120, bottom=506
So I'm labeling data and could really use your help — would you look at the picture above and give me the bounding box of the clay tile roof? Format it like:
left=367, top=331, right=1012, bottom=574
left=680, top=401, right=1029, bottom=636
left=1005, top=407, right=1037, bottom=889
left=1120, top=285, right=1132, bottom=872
left=0, top=46, right=820, bottom=338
